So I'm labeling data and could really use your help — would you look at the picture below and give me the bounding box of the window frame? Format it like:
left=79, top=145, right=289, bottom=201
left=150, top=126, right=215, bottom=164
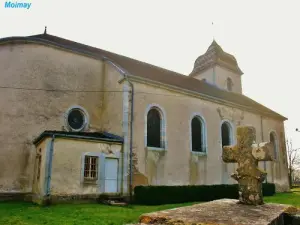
left=226, top=77, right=233, bottom=91
left=146, top=108, right=162, bottom=148
left=64, top=105, right=90, bottom=132
left=80, top=151, right=122, bottom=193
left=145, top=104, right=167, bottom=151
left=83, top=155, right=99, bottom=182
left=220, top=120, right=235, bottom=148
left=81, top=153, right=102, bottom=186
left=269, top=130, right=279, bottom=161
left=190, top=113, right=207, bottom=155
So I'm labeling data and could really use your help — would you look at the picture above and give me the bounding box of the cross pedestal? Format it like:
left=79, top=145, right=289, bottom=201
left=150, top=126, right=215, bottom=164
left=222, top=126, right=274, bottom=205
left=137, top=126, right=300, bottom=225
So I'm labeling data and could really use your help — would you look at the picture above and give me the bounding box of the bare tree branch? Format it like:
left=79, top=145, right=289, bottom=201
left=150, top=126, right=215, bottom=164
left=286, top=138, right=300, bottom=186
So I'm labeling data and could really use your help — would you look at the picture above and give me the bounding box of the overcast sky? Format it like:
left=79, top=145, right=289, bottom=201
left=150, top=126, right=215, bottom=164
left=1, top=0, right=300, bottom=148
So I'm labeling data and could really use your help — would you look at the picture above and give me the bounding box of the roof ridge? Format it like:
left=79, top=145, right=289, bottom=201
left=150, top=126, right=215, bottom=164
left=30, top=33, right=186, bottom=77
left=1, top=32, right=286, bottom=120
left=28, top=34, right=238, bottom=84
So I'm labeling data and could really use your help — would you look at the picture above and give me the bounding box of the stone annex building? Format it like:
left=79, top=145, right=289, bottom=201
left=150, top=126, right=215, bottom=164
left=0, top=30, right=289, bottom=203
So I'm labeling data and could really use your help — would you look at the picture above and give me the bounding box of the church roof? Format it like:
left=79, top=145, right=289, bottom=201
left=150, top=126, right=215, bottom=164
left=33, top=130, right=124, bottom=145
left=0, top=33, right=287, bottom=120
left=190, top=40, right=243, bottom=76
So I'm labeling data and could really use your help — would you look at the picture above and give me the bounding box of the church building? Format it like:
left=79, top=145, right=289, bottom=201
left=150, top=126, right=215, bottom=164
left=0, top=30, right=289, bottom=204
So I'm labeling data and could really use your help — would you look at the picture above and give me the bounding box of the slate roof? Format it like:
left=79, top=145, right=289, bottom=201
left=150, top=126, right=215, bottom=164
left=0, top=33, right=287, bottom=120
left=32, top=130, right=124, bottom=145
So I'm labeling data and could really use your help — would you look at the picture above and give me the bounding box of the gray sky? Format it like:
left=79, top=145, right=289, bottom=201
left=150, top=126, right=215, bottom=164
left=1, top=0, right=299, bottom=148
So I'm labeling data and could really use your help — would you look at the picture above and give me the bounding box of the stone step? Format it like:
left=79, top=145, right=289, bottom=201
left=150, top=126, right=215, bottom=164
left=102, top=200, right=128, bottom=206
left=109, top=201, right=128, bottom=206
left=107, top=196, right=124, bottom=200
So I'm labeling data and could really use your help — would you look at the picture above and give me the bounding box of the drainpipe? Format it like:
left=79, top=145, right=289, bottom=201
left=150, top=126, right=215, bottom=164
left=103, top=58, right=135, bottom=203
left=45, top=135, right=55, bottom=204
left=260, top=116, right=267, bottom=183
left=124, top=76, right=134, bottom=204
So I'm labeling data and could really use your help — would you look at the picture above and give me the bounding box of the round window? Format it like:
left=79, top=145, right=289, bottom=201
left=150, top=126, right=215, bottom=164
left=65, top=107, right=89, bottom=131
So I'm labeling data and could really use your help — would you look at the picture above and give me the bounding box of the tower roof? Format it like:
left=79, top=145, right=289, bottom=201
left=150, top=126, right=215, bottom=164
left=190, top=40, right=243, bottom=76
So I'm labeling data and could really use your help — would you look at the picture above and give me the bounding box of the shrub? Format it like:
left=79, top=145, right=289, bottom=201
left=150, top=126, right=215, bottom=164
left=262, top=183, right=276, bottom=196
left=134, top=183, right=276, bottom=205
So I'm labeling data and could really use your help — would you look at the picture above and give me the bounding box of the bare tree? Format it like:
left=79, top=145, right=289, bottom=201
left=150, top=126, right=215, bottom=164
left=286, top=139, right=300, bottom=187
left=294, top=170, right=300, bottom=185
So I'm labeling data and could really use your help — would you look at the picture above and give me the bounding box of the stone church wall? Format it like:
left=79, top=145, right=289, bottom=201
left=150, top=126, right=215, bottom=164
left=49, top=138, right=122, bottom=196
left=128, top=81, right=289, bottom=192
left=0, top=42, right=289, bottom=194
left=0, top=43, right=106, bottom=192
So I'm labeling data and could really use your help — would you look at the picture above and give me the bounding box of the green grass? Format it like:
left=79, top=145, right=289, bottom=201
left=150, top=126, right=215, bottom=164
left=292, top=187, right=300, bottom=192
left=0, top=190, right=299, bottom=225
left=264, top=188, right=300, bottom=207
left=0, top=201, right=197, bottom=225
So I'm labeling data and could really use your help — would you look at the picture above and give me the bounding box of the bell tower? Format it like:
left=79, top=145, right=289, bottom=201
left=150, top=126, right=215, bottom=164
left=190, top=40, right=244, bottom=94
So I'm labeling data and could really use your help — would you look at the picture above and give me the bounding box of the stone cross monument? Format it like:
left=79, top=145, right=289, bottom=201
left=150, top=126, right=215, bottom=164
left=138, top=126, right=299, bottom=224
left=222, top=126, right=274, bottom=205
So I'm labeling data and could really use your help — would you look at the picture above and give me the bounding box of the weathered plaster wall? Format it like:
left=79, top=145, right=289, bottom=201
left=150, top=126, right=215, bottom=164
left=0, top=41, right=288, bottom=195
left=192, top=66, right=242, bottom=94
left=129, top=81, right=289, bottom=191
left=214, top=66, right=243, bottom=94
left=192, top=68, right=214, bottom=84
left=49, top=138, right=122, bottom=195
left=0, top=43, right=105, bottom=192
left=32, top=138, right=48, bottom=196
left=99, top=63, right=124, bottom=136
left=262, top=118, right=289, bottom=191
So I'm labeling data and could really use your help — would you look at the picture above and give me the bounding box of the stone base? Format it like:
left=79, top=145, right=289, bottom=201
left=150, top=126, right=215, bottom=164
left=139, top=199, right=298, bottom=225
left=0, top=192, right=32, bottom=202
left=50, top=194, right=100, bottom=204
left=284, top=213, right=300, bottom=225
left=32, top=193, right=126, bottom=205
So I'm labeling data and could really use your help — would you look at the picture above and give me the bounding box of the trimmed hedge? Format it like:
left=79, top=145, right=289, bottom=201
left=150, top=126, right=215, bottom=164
left=134, top=183, right=276, bottom=205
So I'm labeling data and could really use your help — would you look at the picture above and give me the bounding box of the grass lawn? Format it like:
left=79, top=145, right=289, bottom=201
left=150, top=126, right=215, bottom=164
left=0, top=189, right=299, bottom=225
left=0, top=201, right=197, bottom=225
left=264, top=187, right=300, bottom=207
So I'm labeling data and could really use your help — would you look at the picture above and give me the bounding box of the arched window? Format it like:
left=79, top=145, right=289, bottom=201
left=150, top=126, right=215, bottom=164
left=269, top=131, right=278, bottom=159
left=250, top=127, right=256, bottom=143
left=221, top=121, right=233, bottom=147
left=147, top=108, right=162, bottom=148
left=191, top=116, right=205, bottom=152
left=226, top=78, right=233, bottom=91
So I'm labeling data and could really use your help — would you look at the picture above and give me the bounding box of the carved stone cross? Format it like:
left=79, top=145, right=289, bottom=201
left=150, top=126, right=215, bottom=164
left=222, top=126, right=274, bottom=205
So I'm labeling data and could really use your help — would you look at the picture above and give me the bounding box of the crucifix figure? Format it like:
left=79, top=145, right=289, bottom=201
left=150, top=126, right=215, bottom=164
left=222, top=126, right=274, bottom=205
